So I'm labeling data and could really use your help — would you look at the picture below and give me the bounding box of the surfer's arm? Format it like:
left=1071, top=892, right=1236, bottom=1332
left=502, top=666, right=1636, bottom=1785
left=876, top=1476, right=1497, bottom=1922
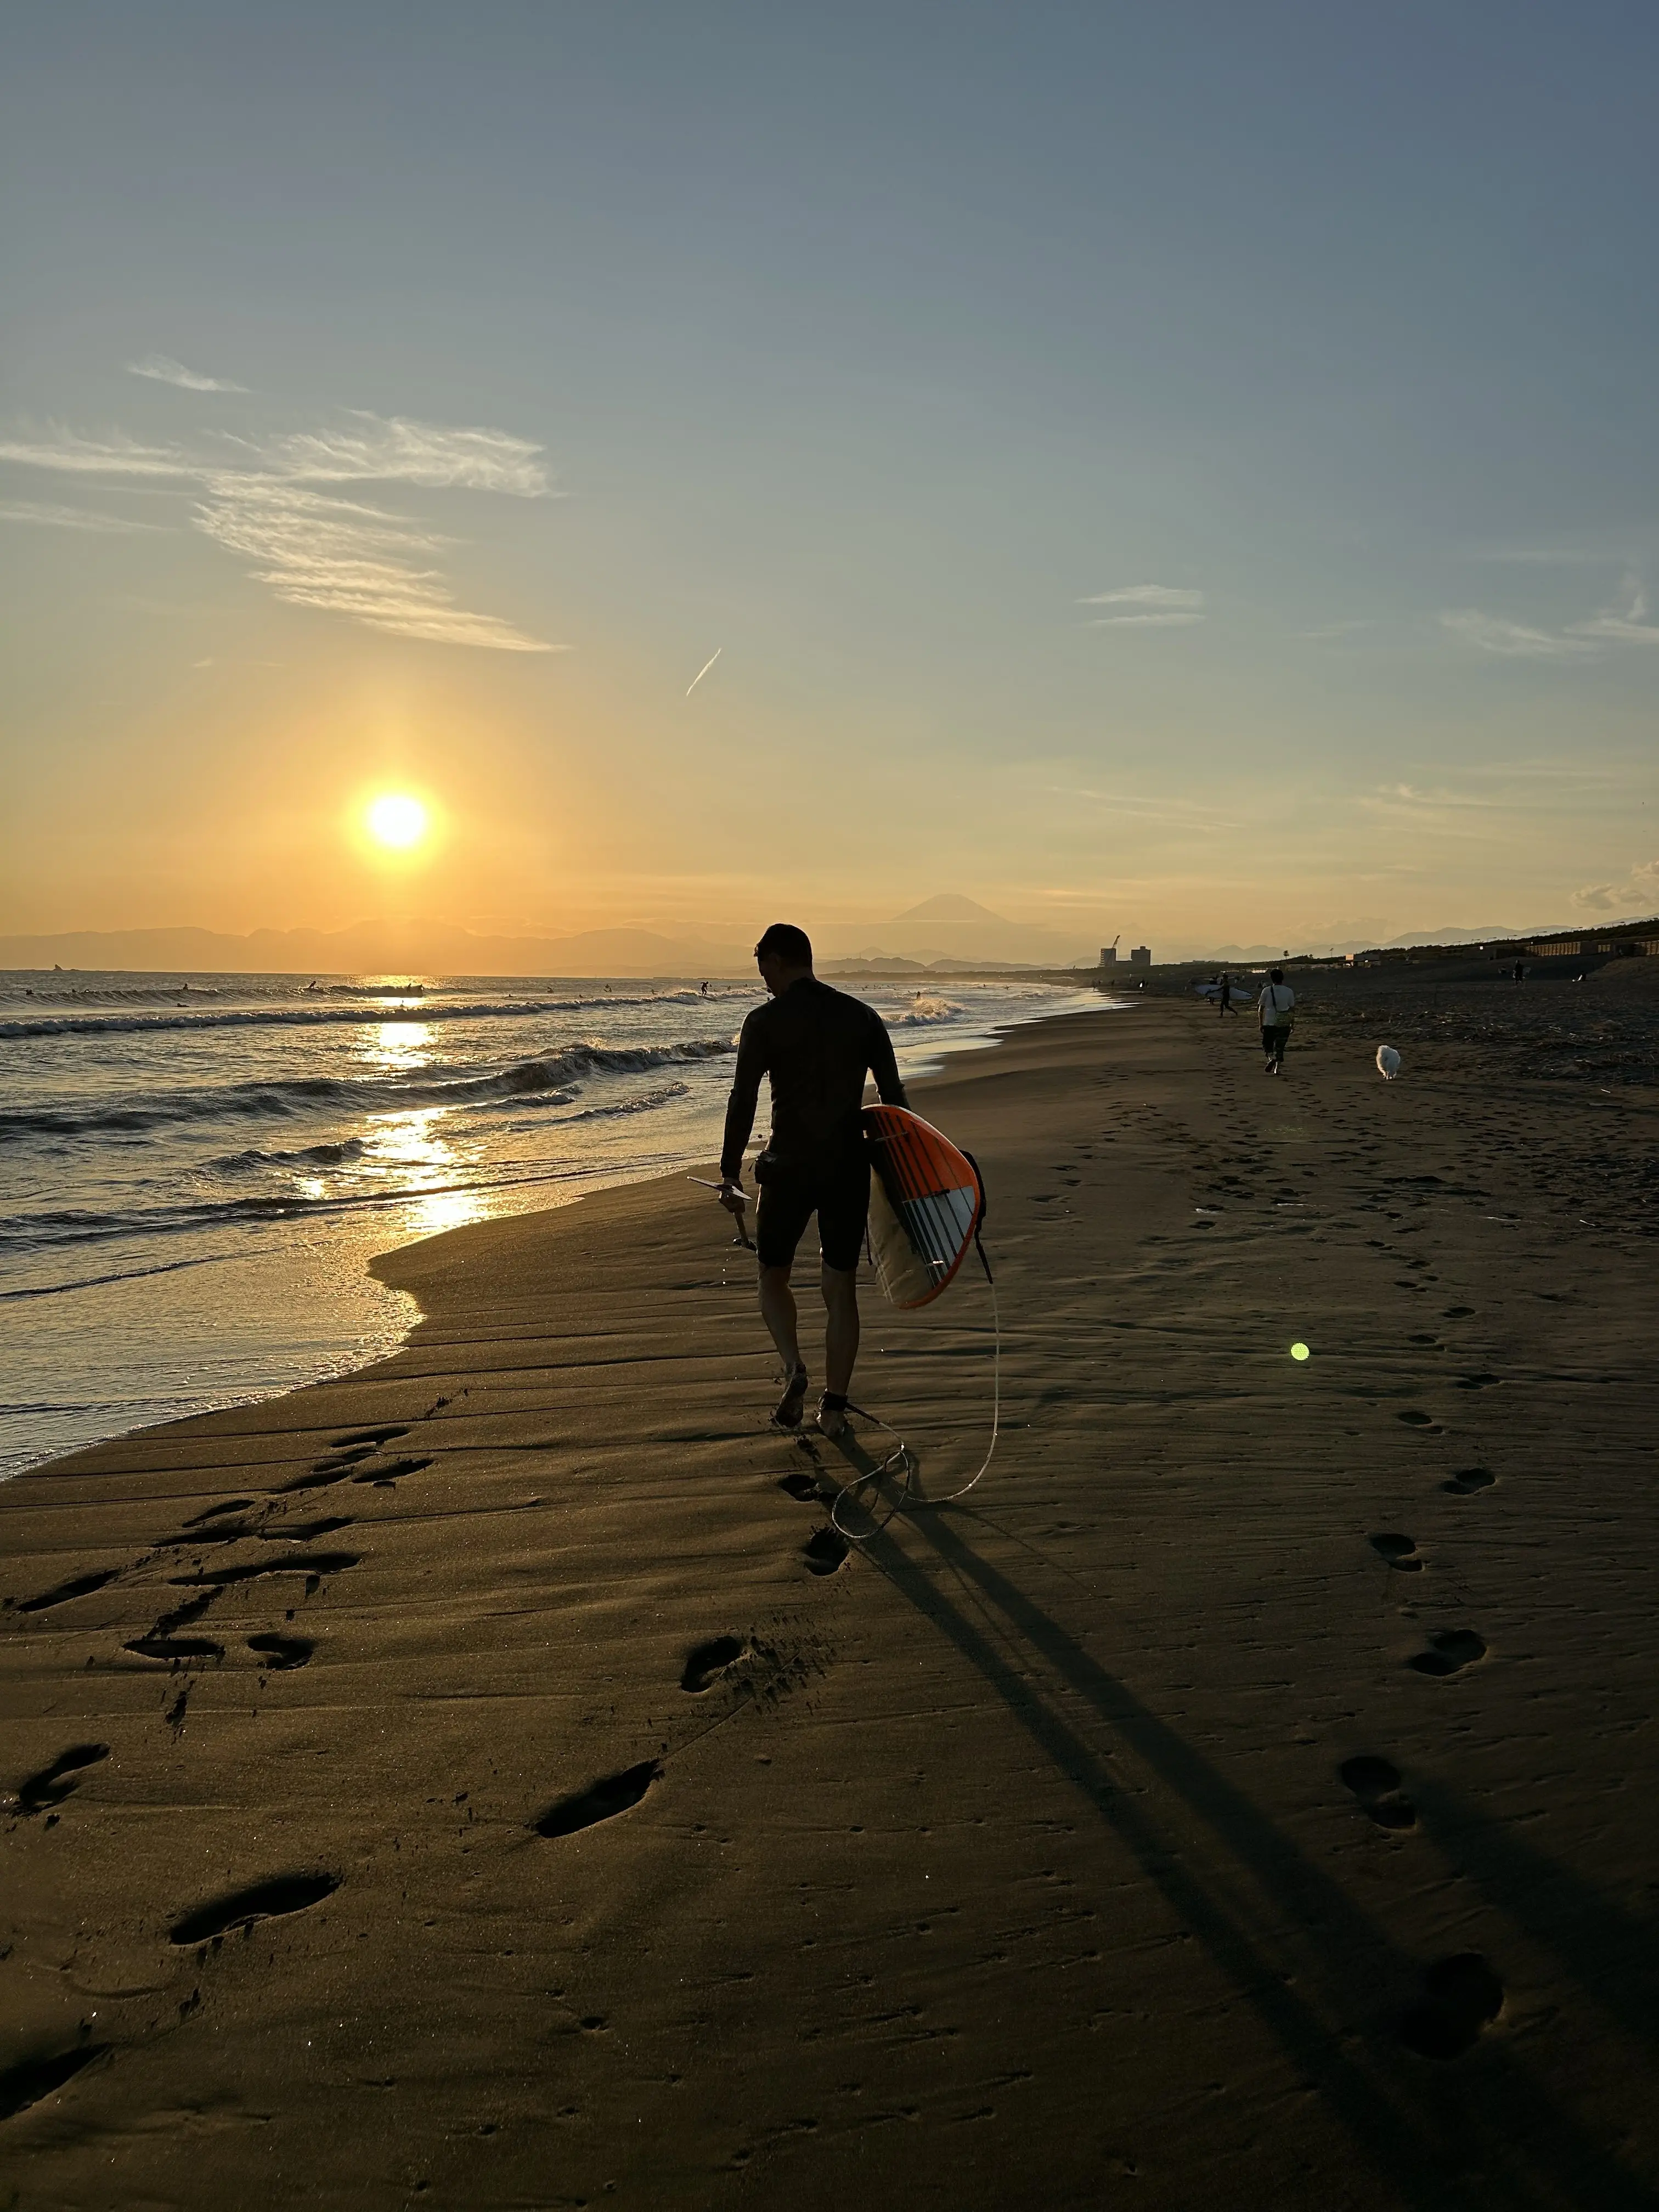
left=719, top=1016, right=766, bottom=1181
left=868, top=1014, right=908, bottom=1109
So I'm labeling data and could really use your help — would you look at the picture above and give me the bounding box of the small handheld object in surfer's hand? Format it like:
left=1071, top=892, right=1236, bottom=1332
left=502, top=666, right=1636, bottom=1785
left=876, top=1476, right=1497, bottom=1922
left=687, top=1176, right=754, bottom=1249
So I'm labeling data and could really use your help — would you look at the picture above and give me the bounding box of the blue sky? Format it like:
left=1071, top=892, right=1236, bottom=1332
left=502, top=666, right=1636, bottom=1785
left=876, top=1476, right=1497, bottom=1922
left=3, top=2, right=1656, bottom=955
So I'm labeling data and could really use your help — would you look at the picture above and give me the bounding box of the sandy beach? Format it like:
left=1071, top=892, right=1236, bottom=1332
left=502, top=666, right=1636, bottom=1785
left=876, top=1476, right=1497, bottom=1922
left=4, top=973, right=1657, bottom=2210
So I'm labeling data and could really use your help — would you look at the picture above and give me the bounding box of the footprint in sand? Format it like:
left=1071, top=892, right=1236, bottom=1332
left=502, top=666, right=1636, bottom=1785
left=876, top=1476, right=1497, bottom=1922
left=0, top=2045, right=108, bottom=2123
left=183, top=1498, right=255, bottom=1526
left=169, top=1550, right=359, bottom=1589
left=1339, top=1755, right=1417, bottom=1831
left=14, top=1569, right=120, bottom=1615
left=1397, top=1410, right=1436, bottom=1429
left=778, top=1470, right=821, bottom=1502
left=170, top=1872, right=340, bottom=1946
left=533, top=1760, right=661, bottom=1838
left=1369, top=1533, right=1423, bottom=1573
left=163, top=1520, right=257, bottom=1548
left=1442, top=1466, right=1496, bottom=1496
left=275, top=1517, right=352, bottom=1543
left=279, top=1448, right=374, bottom=1492
left=681, top=1636, right=748, bottom=1693
left=247, top=1633, right=314, bottom=1672
left=350, top=1455, right=431, bottom=1488
left=1407, top=1628, right=1486, bottom=1677
left=14, top=1743, right=109, bottom=1817
left=1400, top=1953, right=1504, bottom=2059
left=125, top=1593, right=225, bottom=1666
left=804, top=1528, right=851, bottom=1577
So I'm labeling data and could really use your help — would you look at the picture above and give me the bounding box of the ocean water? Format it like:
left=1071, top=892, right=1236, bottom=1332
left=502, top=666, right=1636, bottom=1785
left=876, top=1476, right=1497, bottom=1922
left=1, top=970, right=1104, bottom=1478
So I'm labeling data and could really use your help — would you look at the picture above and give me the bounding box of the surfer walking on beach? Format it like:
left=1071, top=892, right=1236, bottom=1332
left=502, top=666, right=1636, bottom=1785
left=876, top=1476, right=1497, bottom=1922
left=716, top=923, right=908, bottom=1438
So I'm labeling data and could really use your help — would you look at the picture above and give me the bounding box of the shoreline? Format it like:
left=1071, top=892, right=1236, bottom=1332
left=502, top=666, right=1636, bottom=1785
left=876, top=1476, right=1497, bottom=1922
left=3, top=982, right=1657, bottom=2207
left=3, top=981, right=1110, bottom=1486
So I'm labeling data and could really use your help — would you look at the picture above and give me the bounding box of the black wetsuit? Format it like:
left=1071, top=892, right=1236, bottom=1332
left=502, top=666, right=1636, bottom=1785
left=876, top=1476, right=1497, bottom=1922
left=719, top=975, right=907, bottom=1269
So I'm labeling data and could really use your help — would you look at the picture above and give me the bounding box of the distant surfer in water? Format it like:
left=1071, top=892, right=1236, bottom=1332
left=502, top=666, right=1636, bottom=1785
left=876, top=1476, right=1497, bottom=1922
left=717, top=923, right=909, bottom=1438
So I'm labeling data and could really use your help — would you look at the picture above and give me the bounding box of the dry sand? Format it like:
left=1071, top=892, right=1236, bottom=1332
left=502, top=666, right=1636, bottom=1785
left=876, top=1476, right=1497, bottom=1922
left=4, top=974, right=1658, bottom=2210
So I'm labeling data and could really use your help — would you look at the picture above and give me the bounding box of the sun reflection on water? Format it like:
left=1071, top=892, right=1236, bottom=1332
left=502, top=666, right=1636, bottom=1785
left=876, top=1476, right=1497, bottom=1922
left=367, top=1020, right=433, bottom=1071
left=363, top=1105, right=487, bottom=1238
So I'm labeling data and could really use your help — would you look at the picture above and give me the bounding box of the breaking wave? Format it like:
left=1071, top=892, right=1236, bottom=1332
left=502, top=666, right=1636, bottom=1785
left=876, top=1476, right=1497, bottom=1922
left=1, top=1039, right=734, bottom=1141
left=0, top=989, right=729, bottom=1041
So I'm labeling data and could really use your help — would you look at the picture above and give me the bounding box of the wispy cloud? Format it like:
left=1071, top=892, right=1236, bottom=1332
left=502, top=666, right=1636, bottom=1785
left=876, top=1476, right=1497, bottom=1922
left=0, top=498, right=168, bottom=533
left=0, top=408, right=555, bottom=650
left=0, top=425, right=193, bottom=478
left=1038, top=784, right=1244, bottom=830
left=1568, top=574, right=1659, bottom=645
left=235, top=413, right=548, bottom=495
left=128, top=353, right=248, bottom=394
left=1438, top=610, right=1594, bottom=659
left=193, top=476, right=552, bottom=651
left=1080, top=584, right=1205, bottom=629
left=1442, top=574, right=1659, bottom=660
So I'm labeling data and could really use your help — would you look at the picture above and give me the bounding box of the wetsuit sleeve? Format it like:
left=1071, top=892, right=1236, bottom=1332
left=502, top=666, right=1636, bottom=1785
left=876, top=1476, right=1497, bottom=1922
left=867, top=1009, right=908, bottom=1109
left=719, top=1012, right=766, bottom=1180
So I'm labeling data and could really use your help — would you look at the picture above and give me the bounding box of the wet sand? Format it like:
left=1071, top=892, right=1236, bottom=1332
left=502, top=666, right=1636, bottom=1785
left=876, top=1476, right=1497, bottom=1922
left=4, top=974, right=1658, bottom=2209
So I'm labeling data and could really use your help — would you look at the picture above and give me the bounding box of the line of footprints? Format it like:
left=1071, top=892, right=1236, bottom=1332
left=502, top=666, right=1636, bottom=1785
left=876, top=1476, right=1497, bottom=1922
left=1344, top=1441, right=1505, bottom=2062
left=2, top=1414, right=842, bottom=2125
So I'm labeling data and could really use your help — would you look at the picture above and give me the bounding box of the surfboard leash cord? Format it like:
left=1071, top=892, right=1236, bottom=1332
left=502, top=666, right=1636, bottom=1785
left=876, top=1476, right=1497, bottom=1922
left=828, top=1232, right=1000, bottom=1542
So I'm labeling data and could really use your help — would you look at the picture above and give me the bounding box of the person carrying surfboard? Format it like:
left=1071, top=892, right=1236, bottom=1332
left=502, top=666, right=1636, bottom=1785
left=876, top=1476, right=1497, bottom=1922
left=716, top=923, right=909, bottom=1438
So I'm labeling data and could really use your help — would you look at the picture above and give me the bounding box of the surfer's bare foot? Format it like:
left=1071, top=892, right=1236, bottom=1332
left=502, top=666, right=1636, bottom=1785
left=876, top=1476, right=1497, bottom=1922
left=771, top=1364, right=809, bottom=1429
left=816, top=1391, right=849, bottom=1440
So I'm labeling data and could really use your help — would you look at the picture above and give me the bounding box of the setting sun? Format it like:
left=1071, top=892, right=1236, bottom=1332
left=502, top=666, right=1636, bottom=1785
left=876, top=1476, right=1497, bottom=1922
left=365, top=793, right=429, bottom=850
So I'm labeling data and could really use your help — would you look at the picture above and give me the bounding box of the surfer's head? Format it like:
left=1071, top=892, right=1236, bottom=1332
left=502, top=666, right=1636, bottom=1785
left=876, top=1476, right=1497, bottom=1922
left=1269, top=966, right=1284, bottom=983
left=755, top=922, right=813, bottom=996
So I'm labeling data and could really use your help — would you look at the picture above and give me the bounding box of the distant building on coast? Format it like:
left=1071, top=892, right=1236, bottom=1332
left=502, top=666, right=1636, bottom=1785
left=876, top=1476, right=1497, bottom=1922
left=1344, top=915, right=1659, bottom=966
left=1130, top=945, right=1152, bottom=968
left=1099, top=945, right=1116, bottom=966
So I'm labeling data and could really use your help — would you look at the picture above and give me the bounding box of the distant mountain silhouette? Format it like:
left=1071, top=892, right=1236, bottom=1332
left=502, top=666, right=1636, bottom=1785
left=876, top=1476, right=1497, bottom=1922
left=0, top=921, right=753, bottom=979
left=889, top=894, right=1010, bottom=924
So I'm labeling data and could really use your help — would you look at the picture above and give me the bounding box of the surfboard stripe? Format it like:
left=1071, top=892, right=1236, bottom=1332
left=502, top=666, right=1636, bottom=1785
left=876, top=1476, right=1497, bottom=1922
left=862, top=1104, right=985, bottom=1308
left=900, top=1184, right=976, bottom=1274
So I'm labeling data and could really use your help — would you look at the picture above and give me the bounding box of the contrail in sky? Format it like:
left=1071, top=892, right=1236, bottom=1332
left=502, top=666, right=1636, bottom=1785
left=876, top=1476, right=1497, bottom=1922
left=686, top=647, right=721, bottom=697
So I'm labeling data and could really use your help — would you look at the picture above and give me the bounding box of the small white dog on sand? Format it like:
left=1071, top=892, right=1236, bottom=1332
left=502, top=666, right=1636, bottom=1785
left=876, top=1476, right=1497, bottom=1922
left=1376, top=1045, right=1402, bottom=1081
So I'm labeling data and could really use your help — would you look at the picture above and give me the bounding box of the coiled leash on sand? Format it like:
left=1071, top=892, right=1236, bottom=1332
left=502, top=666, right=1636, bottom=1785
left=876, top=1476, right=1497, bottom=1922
left=823, top=1224, right=1000, bottom=1543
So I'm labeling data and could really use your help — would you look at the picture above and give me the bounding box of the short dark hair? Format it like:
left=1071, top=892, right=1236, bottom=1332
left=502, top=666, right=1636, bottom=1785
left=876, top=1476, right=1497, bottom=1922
left=1269, top=966, right=1284, bottom=982
left=755, top=922, right=812, bottom=967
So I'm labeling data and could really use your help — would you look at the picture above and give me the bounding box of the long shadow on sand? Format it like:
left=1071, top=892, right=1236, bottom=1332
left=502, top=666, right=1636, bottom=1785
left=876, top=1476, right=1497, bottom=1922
left=827, top=1439, right=1655, bottom=2212
left=1412, top=1781, right=1659, bottom=2053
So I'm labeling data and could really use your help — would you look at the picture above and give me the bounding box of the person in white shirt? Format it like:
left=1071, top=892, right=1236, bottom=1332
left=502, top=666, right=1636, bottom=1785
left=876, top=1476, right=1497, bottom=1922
left=1257, top=967, right=1295, bottom=1075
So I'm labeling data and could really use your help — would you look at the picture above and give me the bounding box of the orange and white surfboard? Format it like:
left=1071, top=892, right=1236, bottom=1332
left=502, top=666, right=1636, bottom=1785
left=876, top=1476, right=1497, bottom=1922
left=863, top=1104, right=986, bottom=1309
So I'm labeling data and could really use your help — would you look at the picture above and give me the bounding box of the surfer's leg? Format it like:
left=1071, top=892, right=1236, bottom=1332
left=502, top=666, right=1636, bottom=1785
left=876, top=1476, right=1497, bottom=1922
left=756, top=1171, right=814, bottom=1423
left=817, top=1264, right=860, bottom=1435
left=814, top=1156, right=870, bottom=1435
left=758, top=1266, right=808, bottom=1423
